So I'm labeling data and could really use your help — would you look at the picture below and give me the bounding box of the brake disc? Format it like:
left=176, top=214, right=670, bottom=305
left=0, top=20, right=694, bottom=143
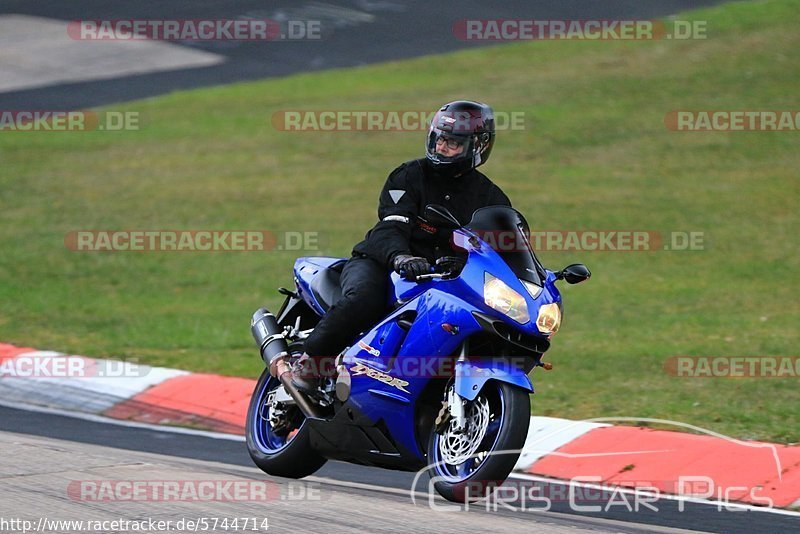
left=438, top=394, right=491, bottom=466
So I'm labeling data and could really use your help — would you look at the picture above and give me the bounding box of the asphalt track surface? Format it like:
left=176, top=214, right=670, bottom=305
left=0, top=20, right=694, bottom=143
left=1, top=0, right=733, bottom=109
left=1, top=405, right=797, bottom=533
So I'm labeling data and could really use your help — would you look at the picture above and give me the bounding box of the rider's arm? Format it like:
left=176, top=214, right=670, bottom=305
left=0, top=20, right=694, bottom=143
left=352, top=164, right=420, bottom=269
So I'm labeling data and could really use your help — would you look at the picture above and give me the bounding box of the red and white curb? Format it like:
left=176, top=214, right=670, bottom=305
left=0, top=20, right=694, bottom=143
left=2, top=342, right=798, bottom=509
left=0, top=346, right=187, bottom=413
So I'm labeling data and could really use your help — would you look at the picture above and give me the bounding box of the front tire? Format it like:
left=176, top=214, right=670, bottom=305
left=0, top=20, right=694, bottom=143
left=427, top=381, right=530, bottom=503
left=246, top=367, right=327, bottom=478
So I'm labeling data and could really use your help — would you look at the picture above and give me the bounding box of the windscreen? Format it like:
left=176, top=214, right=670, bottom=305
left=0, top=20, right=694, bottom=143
left=465, top=206, right=546, bottom=286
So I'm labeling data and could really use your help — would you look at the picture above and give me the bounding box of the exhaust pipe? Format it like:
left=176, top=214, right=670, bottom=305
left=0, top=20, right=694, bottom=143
left=251, top=308, right=289, bottom=372
left=271, top=357, right=324, bottom=419
left=251, top=308, right=323, bottom=419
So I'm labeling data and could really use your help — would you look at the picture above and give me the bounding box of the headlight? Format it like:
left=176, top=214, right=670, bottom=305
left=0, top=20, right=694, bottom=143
left=484, top=273, right=530, bottom=324
left=536, top=303, right=562, bottom=337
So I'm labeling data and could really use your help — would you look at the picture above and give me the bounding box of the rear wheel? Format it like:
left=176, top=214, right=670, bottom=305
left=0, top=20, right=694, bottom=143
left=246, top=366, right=326, bottom=479
left=427, top=380, right=530, bottom=502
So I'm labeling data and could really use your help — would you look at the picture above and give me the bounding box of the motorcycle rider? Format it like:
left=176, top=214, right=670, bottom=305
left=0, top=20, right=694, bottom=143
left=293, top=100, right=512, bottom=393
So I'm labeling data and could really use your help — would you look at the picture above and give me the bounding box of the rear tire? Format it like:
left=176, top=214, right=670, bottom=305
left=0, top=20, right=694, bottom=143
left=246, top=367, right=326, bottom=479
left=427, top=381, right=530, bottom=503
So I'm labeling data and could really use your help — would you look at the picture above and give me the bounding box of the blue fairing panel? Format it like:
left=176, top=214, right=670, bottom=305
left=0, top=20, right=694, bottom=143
left=455, top=359, right=534, bottom=401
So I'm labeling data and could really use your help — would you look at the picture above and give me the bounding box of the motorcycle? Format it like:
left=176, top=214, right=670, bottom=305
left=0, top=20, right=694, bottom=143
left=247, top=204, right=590, bottom=502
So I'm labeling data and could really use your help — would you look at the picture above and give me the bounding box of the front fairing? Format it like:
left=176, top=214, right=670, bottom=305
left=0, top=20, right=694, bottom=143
left=455, top=228, right=561, bottom=337
left=388, top=228, right=561, bottom=338
left=391, top=271, right=429, bottom=303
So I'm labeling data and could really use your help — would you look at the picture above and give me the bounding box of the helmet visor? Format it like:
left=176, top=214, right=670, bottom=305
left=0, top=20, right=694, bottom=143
left=426, top=128, right=474, bottom=165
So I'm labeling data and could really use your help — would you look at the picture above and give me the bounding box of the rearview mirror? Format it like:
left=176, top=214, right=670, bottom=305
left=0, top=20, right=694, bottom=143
left=424, top=204, right=462, bottom=230
left=556, top=263, right=591, bottom=284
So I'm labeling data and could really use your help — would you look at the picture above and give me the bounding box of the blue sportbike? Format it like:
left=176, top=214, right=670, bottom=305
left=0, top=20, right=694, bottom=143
left=247, top=205, right=590, bottom=502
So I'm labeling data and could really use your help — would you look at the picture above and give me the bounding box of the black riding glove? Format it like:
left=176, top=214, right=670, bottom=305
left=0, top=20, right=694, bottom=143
left=393, top=254, right=431, bottom=281
left=435, top=256, right=466, bottom=276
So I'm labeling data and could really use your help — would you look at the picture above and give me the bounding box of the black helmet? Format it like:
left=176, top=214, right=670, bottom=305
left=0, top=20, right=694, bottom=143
left=425, top=100, right=495, bottom=176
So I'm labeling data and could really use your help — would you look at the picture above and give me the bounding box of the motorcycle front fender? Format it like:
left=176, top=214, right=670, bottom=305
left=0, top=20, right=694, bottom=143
left=454, top=359, right=534, bottom=401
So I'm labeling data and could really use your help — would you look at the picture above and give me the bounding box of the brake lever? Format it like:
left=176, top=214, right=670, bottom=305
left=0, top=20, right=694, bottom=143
left=414, top=273, right=445, bottom=281
left=399, top=264, right=438, bottom=282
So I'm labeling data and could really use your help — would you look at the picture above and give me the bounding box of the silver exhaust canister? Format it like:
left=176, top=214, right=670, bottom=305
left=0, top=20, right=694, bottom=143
left=250, top=308, right=323, bottom=419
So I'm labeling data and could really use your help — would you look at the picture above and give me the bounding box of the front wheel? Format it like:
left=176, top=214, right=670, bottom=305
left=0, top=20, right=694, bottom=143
left=427, top=380, right=530, bottom=503
left=246, top=367, right=326, bottom=478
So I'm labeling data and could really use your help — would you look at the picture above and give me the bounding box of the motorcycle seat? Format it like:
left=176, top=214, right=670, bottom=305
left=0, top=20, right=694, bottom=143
left=310, top=261, right=345, bottom=312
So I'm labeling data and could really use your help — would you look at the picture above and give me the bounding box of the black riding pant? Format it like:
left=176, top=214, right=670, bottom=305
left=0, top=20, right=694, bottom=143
left=303, top=255, right=389, bottom=358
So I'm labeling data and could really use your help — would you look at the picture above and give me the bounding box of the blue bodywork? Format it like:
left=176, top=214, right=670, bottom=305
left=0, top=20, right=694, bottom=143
left=288, top=227, right=561, bottom=469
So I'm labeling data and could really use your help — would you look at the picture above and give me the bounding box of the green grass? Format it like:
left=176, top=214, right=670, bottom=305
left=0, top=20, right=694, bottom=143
left=1, top=0, right=798, bottom=442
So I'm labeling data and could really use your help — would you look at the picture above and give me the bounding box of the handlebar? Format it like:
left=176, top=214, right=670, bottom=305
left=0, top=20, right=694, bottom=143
left=398, top=256, right=465, bottom=283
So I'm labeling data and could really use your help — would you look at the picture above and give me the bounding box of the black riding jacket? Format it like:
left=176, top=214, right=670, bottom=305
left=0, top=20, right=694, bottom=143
left=353, top=158, right=511, bottom=268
